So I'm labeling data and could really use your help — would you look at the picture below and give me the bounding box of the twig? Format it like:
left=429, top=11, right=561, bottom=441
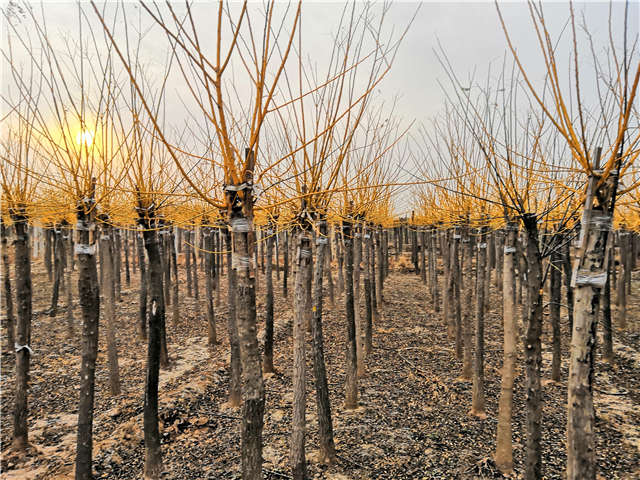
left=263, top=467, right=292, bottom=479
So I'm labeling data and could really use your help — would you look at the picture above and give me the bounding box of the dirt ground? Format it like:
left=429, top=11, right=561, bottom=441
left=1, top=253, right=639, bottom=479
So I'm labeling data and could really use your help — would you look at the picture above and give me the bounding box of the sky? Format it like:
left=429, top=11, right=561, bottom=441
left=1, top=1, right=638, bottom=215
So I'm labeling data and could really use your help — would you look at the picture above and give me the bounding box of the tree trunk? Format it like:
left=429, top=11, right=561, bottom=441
left=227, top=160, right=264, bottom=479
left=137, top=230, right=148, bottom=340
left=114, top=229, right=122, bottom=302
left=495, top=223, right=517, bottom=473
left=616, top=232, right=627, bottom=330
left=99, top=222, right=121, bottom=395
left=363, top=226, right=373, bottom=357
left=64, top=226, right=75, bottom=338
left=550, top=247, right=562, bottom=382
left=11, top=211, right=32, bottom=451
left=376, top=226, right=384, bottom=305
left=567, top=165, right=617, bottom=480
left=563, top=239, right=574, bottom=335
left=74, top=201, right=100, bottom=480
left=0, top=217, right=16, bottom=351
left=291, top=229, right=311, bottom=479
left=336, top=230, right=344, bottom=296
left=124, top=228, right=131, bottom=287
left=471, top=227, right=486, bottom=417
left=205, top=227, right=217, bottom=347
left=44, top=225, right=52, bottom=282
left=185, top=230, right=193, bottom=297
left=283, top=230, right=289, bottom=298
left=48, top=227, right=63, bottom=316
left=343, top=220, right=358, bottom=410
left=601, top=250, right=614, bottom=363
left=461, top=228, right=473, bottom=380
left=225, top=227, right=242, bottom=407
left=139, top=211, right=163, bottom=480
left=263, top=225, right=275, bottom=374
left=420, top=228, right=427, bottom=283
left=522, top=215, right=543, bottom=480
left=452, top=230, right=463, bottom=359
left=310, top=219, right=336, bottom=464
left=353, top=225, right=364, bottom=377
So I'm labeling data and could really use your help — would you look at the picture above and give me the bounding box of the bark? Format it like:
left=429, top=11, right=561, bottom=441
left=550, top=248, right=562, bottom=382
left=343, top=220, right=358, bottom=410
left=225, top=227, right=242, bottom=407
left=311, top=219, right=336, bottom=464
left=370, top=230, right=378, bottom=339
left=99, top=222, right=121, bottom=395
left=114, top=229, right=122, bottom=302
left=48, top=227, right=63, bottom=316
left=137, top=231, right=148, bottom=340
left=522, top=214, right=543, bottom=480
left=185, top=230, right=193, bottom=297
left=139, top=211, right=163, bottom=480
left=363, top=226, right=373, bottom=357
left=376, top=226, right=384, bottom=305
left=44, top=225, right=53, bottom=281
left=283, top=230, right=289, bottom=298
left=74, top=200, right=100, bottom=480
left=0, top=217, right=16, bottom=351
left=471, top=227, right=486, bottom=417
left=263, top=225, right=275, bottom=374
left=227, top=159, right=264, bottom=480
left=325, top=228, right=335, bottom=307
left=616, top=232, right=627, bottom=330
left=192, top=230, right=199, bottom=300
left=11, top=211, right=31, bottom=451
left=336, top=230, right=344, bottom=295
left=124, top=228, right=131, bottom=286
left=291, top=230, right=311, bottom=479
left=420, top=228, right=426, bottom=283
left=495, top=223, right=517, bottom=473
left=353, top=225, right=364, bottom=376
left=567, top=165, right=617, bottom=480
left=170, top=229, right=179, bottom=327
left=563, top=239, right=574, bottom=335
left=601, top=250, right=614, bottom=363
left=452, top=230, right=463, bottom=359
left=64, top=227, right=75, bottom=338
left=205, top=227, right=217, bottom=347
left=461, top=228, right=474, bottom=380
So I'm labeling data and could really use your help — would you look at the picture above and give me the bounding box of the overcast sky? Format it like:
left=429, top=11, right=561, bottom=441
left=1, top=1, right=638, bottom=215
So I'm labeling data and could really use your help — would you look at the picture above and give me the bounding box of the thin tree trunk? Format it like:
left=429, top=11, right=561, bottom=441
left=99, top=222, right=121, bottom=396
left=48, top=227, right=63, bottom=317
left=74, top=199, right=100, bottom=480
left=495, top=223, right=517, bottom=473
left=550, top=248, right=562, bottom=382
left=311, top=219, right=336, bottom=464
left=522, top=215, right=543, bottom=480
left=353, top=225, right=364, bottom=376
left=602, top=250, right=614, bottom=363
left=44, top=225, right=52, bottom=282
left=114, top=229, right=122, bottom=302
left=64, top=225, right=75, bottom=338
left=461, top=228, right=473, bottom=380
left=363, top=226, right=373, bottom=357
left=336, top=230, right=344, bottom=296
left=471, top=227, right=486, bottom=417
left=376, top=226, right=384, bottom=305
left=205, top=227, right=217, bottom=347
left=283, top=230, right=289, bottom=298
left=139, top=210, right=163, bottom=480
left=616, top=232, right=627, bottom=330
left=225, top=227, right=242, bottom=407
left=170, top=229, right=179, bottom=327
left=137, top=230, right=148, bottom=340
left=452, top=230, right=463, bottom=359
left=11, top=211, right=32, bottom=452
left=124, top=228, right=131, bottom=287
left=263, top=225, right=275, bottom=374
left=343, top=220, right=358, bottom=410
left=185, top=230, right=193, bottom=297
left=291, top=229, right=311, bottom=479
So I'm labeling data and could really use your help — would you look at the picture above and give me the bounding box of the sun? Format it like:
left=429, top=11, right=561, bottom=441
left=75, top=130, right=94, bottom=147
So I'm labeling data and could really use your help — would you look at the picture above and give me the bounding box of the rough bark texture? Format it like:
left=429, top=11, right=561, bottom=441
left=205, top=226, right=217, bottom=347
left=311, top=220, right=336, bottom=464
left=291, top=230, right=311, bottom=479
left=563, top=239, right=574, bottom=335
left=263, top=225, right=275, bottom=374
left=602, top=250, right=614, bottom=362
left=140, top=211, right=163, bottom=480
left=11, top=211, right=32, bottom=452
left=550, top=248, right=562, bottom=382
left=461, top=228, right=473, bottom=380
left=343, top=221, right=358, bottom=410
left=471, top=227, right=486, bottom=417
left=227, top=157, right=265, bottom=480
left=137, top=231, right=148, bottom=340
left=2, top=219, right=16, bottom=351
left=522, top=215, right=543, bottom=480
left=225, top=227, right=242, bottom=407
left=75, top=200, right=100, bottom=480
left=99, top=222, right=121, bottom=396
left=353, top=225, right=364, bottom=377
left=495, top=224, right=517, bottom=473
left=567, top=167, right=616, bottom=480
left=48, top=227, right=63, bottom=316
left=363, top=228, right=373, bottom=355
